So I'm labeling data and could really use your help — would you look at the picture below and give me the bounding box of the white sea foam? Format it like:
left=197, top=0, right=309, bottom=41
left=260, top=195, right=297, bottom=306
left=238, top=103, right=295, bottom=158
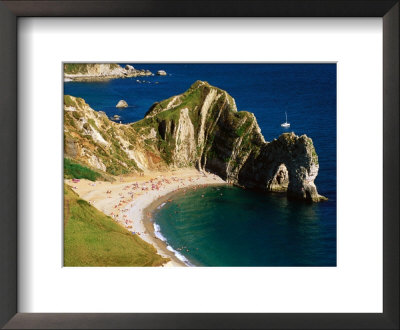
left=166, top=246, right=187, bottom=262
left=154, top=222, right=194, bottom=266
left=153, top=223, right=167, bottom=242
left=166, top=245, right=194, bottom=266
left=157, top=202, right=166, bottom=209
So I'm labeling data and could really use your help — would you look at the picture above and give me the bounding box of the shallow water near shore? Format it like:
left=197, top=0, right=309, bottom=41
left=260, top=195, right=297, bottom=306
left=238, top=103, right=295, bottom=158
left=152, top=185, right=336, bottom=267
left=65, top=63, right=336, bottom=266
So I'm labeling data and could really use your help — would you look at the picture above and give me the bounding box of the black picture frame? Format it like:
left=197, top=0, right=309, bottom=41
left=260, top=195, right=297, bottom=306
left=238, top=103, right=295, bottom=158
left=0, top=1, right=398, bottom=329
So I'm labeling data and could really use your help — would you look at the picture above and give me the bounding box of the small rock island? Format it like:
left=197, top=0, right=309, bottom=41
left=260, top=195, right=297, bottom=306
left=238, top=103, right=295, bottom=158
left=116, top=100, right=128, bottom=108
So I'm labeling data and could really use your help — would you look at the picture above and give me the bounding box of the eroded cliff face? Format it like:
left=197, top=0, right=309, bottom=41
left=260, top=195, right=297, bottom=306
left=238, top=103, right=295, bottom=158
left=64, top=81, right=326, bottom=202
left=64, top=63, right=152, bottom=81
left=64, top=96, right=163, bottom=175
left=237, top=133, right=323, bottom=202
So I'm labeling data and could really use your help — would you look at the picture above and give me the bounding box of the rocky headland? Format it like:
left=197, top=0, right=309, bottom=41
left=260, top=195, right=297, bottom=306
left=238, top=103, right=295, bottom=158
left=64, top=63, right=152, bottom=82
left=64, top=81, right=326, bottom=202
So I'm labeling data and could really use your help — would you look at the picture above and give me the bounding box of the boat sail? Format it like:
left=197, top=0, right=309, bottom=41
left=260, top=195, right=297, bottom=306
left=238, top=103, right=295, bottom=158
left=281, top=112, right=290, bottom=128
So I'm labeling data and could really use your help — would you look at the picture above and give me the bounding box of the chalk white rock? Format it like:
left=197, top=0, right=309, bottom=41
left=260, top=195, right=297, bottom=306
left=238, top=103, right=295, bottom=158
left=116, top=100, right=128, bottom=108
left=157, top=70, right=167, bottom=76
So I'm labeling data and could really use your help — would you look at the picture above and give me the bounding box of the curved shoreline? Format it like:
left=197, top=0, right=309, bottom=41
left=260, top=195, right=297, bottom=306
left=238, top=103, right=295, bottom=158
left=142, top=188, right=192, bottom=266
left=65, top=169, right=226, bottom=267
left=141, top=183, right=227, bottom=266
left=125, top=173, right=226, bottom=267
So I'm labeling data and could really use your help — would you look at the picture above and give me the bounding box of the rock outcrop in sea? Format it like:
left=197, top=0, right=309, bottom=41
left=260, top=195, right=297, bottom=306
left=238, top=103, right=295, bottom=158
left=116, top=100, right=128, bottom=108
left=64, top=63, right=152, bottom=81
left=64, top=81, right=326, bottom=202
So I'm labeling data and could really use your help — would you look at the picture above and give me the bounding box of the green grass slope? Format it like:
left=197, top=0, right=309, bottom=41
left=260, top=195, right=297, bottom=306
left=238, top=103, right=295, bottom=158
left=64, top=158, right=102, bottom=181
left=64, top=185, right=168, bottom=267
left=64, top=63, right=120, bottom=74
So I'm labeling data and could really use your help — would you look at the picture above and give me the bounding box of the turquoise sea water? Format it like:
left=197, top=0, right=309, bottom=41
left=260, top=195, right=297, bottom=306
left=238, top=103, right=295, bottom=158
left=64, top=63, right=336, bottom=266
left=153, top=186, right=336, bottom=267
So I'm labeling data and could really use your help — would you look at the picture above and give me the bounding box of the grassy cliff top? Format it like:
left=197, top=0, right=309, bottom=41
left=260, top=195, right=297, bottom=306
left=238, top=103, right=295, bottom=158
left=64, top=185, right=168, bottom=267
left=64, top=63, right=120, bottom=74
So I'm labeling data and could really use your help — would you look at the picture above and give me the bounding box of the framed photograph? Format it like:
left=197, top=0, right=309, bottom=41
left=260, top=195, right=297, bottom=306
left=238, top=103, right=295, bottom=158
left=62, top=62, right=336, bottom=268
left=0, top=1, right=398, bottom=329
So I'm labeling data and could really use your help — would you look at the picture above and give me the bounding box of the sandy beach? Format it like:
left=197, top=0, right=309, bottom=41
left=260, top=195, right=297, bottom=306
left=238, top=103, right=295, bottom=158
left=65, top=168, right=226, bottom=267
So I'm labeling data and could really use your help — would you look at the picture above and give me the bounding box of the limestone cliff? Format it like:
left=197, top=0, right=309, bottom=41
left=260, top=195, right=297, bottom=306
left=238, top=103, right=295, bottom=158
left=64, top=63, right=152, bottom=81
left=64, top=81, right=326, bottom=202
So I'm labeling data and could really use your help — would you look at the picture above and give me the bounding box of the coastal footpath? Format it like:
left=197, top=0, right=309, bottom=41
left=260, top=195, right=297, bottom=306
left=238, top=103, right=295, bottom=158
left=64, top=81, right=325, bottom=202
left=64, top=63, right=152, bottom=82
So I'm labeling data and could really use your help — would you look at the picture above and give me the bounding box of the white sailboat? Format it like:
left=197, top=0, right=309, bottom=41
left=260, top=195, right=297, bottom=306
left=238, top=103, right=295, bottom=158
left=281, top=112, right=290, bottom=128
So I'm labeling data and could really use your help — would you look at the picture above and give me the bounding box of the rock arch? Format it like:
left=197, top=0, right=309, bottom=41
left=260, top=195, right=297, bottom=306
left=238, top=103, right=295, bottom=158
left=265, top=133, right=323, bottom=202
left=267, top=163, right=289, bottom=192
left=235, top=132, right=325, bottom=202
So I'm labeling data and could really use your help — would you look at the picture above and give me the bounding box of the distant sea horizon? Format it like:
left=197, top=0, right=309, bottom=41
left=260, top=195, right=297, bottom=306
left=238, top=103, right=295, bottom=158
left=64, top=63, right=337, bottom=266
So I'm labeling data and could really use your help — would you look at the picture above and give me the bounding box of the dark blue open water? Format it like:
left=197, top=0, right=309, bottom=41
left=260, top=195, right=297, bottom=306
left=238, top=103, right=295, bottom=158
left=64, top=63, right=336, bottom=266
